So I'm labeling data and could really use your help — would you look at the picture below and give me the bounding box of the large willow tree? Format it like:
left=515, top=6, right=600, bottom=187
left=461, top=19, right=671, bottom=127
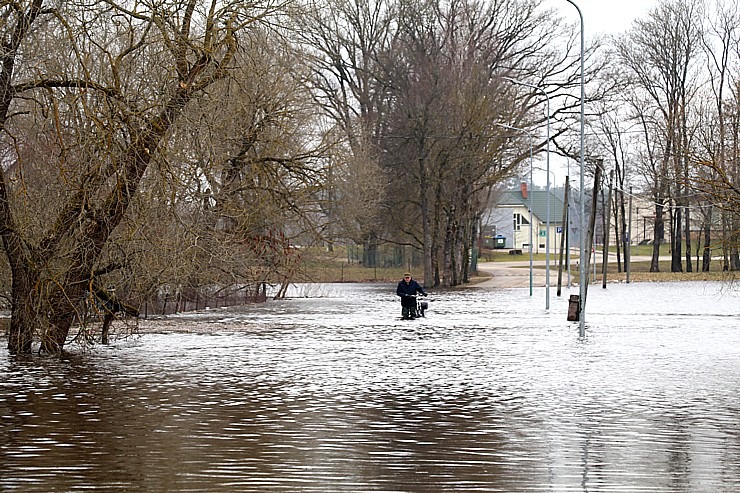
left=0, top=0, right=283, bottom=353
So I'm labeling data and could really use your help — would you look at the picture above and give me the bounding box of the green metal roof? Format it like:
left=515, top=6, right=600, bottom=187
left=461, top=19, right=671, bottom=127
left=497, top=189, right=565, bottom=225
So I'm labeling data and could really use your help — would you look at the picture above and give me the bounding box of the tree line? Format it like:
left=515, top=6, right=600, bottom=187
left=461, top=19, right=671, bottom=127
left=1, top=0, right=737, bottom=353
left=594, top=0, right=739, bottom=274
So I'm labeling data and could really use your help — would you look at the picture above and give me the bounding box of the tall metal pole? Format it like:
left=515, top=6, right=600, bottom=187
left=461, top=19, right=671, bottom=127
left=627, top=186, right=633, bottom=283
left=567, top=194, right=571, bottom=288
left=564, top=0, right=586, bottom=336
left=528, top=140, right=533, bottom=297
left=504, top=78, right=551, bottom=309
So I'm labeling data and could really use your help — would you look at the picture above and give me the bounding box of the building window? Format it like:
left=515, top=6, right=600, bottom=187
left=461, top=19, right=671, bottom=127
left=513, top=213, right=530, bottom=231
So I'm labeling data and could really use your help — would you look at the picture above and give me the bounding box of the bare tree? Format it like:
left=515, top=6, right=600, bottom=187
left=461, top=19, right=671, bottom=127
left=106, top=30, right=330, bottom=310
left=694, top=0, right=740, bottom=271
left=586, top=63, right=637, bottom=274
left=377, top=0, right=603, bottom=286
left=293, top=0, right=397, bottom=266
left=616, top=0, right=703, bottom=273
left=0, top=0, right=283, bottom=354
left=294, top=0, right=608, bottom=286
left=378, top=0, right=529, bottom=286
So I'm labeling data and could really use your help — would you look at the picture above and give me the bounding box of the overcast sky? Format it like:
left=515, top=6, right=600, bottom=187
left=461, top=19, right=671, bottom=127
left=527, top=1, right=662, bottom=187
left=542, top=0, right=659, bottom=36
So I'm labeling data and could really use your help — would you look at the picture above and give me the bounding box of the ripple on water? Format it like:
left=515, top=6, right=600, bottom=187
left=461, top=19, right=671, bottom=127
left=1, top=281, right=739, bottom=492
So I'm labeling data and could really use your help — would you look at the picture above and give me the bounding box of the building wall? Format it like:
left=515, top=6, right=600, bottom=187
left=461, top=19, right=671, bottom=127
left=532, top=215, right=565, bottom=255
left=485, top=205, right=564, bottom=253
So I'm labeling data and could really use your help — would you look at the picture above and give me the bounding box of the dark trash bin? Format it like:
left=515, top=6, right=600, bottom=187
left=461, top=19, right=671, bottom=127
left=567, top=295, right=580, bottom=321
left=493, top=235, right=506, bottom=249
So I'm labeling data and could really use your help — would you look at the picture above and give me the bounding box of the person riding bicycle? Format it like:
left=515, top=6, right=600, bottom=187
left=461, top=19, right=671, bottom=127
left=396, top=272, right=427, bottom=319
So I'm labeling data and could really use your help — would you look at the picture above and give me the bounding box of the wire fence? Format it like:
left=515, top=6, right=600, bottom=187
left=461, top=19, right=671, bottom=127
left=138, top=283, right=268, bottom=318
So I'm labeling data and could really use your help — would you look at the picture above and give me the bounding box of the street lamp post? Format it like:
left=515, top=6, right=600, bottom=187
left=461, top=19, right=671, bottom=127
left=528, top=143, right=533, bottom=298
left=563, top=0, right=586, bottom=336
left=496, top=123, right=534, bottom=297
left=504, top=77, right=551, bottom=310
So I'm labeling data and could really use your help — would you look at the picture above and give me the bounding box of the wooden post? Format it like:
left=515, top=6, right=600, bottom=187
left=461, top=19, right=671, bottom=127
left=602, top=171, right=613, bottom=288
left=557, top=178, right=570, bottom=297
left=583, top=162, right=603, bottom=308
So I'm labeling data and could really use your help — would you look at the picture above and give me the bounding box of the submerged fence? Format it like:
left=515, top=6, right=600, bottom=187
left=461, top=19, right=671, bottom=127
left=138, top=283, right=269, bottom=318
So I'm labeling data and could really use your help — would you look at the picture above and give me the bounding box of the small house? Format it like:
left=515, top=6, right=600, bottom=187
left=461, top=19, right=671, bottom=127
left=483, top=183, right=565, bottom=254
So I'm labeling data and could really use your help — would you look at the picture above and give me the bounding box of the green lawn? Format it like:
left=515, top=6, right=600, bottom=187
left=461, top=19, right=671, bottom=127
left=295, top=245, right=735, bottom=284
left=478, top=246, right=733, bottom=282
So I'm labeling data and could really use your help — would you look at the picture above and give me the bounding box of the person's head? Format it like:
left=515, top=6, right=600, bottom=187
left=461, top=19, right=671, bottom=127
left=403, top=272, right=412, bottom=281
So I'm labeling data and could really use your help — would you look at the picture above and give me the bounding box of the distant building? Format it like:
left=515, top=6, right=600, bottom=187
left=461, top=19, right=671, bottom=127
left=483, top=183, right=566, bottom=254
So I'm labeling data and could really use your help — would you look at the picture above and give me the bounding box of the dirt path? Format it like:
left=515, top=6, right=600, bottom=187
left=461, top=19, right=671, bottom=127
left=474, top=252, right=658, bottom=289
left=474, top=260, right=557, bottom=288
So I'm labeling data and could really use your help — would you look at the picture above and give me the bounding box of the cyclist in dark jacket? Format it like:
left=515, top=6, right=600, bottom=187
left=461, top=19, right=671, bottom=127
left=396, top=272, right=426, bottom=319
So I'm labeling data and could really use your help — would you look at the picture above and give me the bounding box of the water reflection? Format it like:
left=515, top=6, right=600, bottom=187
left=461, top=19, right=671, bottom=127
left=1, top=281, right=739, bottom=492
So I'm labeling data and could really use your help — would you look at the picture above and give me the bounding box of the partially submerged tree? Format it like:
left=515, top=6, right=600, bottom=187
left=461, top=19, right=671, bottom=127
left=0, top=0, right=283, bottom=353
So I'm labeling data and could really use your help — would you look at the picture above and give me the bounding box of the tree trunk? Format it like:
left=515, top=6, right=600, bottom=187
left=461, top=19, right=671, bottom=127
left=671, top=206, right=683, bottom=272
left=7, top=270, right=39, bottom=354
left=442, top=219, right=453, bottom=287
left=614, top=190, right=623, bottom=273
left=363, top=234, right=378, bottom=268
left=651, top=203, right=665, bottom=272
left=701, top=211, right=711, bottom=272
left=101, top=313, right=115, bottom=345
left=463, top=216, right=476, bottom=284
left=420, top=154, right=435, bottom=289
left=731, top=214, right=740, bottom=271
left=684, top=206, right=692, bottom=272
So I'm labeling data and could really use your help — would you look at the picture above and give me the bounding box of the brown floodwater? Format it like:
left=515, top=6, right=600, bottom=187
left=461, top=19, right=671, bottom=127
left=1, top=281, right=739, bottom=492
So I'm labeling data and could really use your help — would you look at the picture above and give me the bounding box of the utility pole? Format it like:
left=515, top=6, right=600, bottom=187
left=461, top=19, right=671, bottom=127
left=557, top=178, right=570, bottom=297
left=602, top=171, right=613, bottom=289
left=583, top=162, right=603, bottom=308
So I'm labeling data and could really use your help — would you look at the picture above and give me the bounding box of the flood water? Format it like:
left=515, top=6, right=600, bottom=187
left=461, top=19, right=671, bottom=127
left=1, top=281, right=739, bottom=492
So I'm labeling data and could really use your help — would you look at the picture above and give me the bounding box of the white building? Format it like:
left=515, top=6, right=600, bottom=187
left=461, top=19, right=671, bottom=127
left=483, top=183, right=566, bottom=254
